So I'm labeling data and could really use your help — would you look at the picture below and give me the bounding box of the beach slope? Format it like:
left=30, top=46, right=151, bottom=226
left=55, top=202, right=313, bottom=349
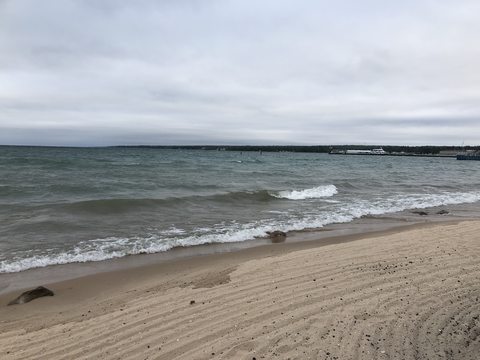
left=1, top=221, right=479, bottom=359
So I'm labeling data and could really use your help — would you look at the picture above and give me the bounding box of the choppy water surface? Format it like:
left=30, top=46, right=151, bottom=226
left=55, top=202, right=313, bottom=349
left=1, top=146, right=479, bottom=272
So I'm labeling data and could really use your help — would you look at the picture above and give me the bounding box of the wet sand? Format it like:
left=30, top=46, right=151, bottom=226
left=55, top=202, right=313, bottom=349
left=1, top=220, right=479, bottom=359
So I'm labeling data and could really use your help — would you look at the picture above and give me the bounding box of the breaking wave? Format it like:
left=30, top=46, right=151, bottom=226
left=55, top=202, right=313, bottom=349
left=19, top=186, right=339, bottom=214
left=273, top=185, right=338, bottom=200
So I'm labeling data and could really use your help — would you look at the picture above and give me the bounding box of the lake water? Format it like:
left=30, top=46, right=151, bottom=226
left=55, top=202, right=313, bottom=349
left=1, top=146, right=480, bottom=273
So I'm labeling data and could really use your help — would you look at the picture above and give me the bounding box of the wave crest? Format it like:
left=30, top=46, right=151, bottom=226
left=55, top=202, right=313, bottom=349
left=273, top=185, right=338, bottom=200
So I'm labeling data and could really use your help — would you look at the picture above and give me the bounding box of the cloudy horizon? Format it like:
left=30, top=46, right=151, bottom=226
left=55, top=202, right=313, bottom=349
left=1, top=0, right=479, bottom=146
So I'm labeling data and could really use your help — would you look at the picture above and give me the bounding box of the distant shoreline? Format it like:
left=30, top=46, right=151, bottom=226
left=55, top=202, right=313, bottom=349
left=2, top=144, right=476, bottom=156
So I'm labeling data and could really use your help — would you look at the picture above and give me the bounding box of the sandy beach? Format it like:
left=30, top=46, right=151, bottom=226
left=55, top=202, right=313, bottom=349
left=1, top=220, right=479, bottom=359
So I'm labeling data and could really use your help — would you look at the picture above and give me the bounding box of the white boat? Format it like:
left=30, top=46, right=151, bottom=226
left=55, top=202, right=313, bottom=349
left=371, top=148, right=387, bottom=155
left=345, top=148, right=387, bottom=155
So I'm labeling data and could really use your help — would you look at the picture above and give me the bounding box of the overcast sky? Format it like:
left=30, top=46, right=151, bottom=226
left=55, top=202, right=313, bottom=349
left=1, top=0, right=479, bottom=146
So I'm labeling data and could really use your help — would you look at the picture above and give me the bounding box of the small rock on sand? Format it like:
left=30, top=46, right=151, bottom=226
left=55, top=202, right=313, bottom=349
left=8, top=286, right=54, bottom=306
left=266, top=230, right=287, bottom=237
left=266, top=230, right=287, bottom=243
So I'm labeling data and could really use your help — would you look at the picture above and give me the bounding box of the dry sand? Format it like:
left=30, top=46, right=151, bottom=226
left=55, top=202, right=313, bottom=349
left=0, top=221, right=479, bottom=359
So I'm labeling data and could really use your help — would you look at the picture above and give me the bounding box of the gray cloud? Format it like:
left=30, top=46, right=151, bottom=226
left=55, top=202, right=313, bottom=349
left=0, top=0, right=479, bottom=146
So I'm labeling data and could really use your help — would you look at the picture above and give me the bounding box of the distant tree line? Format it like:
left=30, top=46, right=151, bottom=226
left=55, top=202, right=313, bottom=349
left=114, top=145, right=479, bottom=154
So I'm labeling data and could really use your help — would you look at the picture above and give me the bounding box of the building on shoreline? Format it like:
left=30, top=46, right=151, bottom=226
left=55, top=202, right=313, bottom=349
left=457, top=150, right=480, bottom=160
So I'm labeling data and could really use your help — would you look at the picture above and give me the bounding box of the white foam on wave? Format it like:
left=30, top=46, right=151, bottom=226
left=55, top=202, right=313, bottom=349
left=1, top=213, right=340, bottom=273
left=158, top=226, right=186, bottom=236
left=273, top=185, right=338, bottom=200
left=0, top=237, right=141, bottom=273
left=0, top=226, right=271, bottom=273
left=2, top=190, right=480, bottom=274
left=345, top=191, right=480, bottom=219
